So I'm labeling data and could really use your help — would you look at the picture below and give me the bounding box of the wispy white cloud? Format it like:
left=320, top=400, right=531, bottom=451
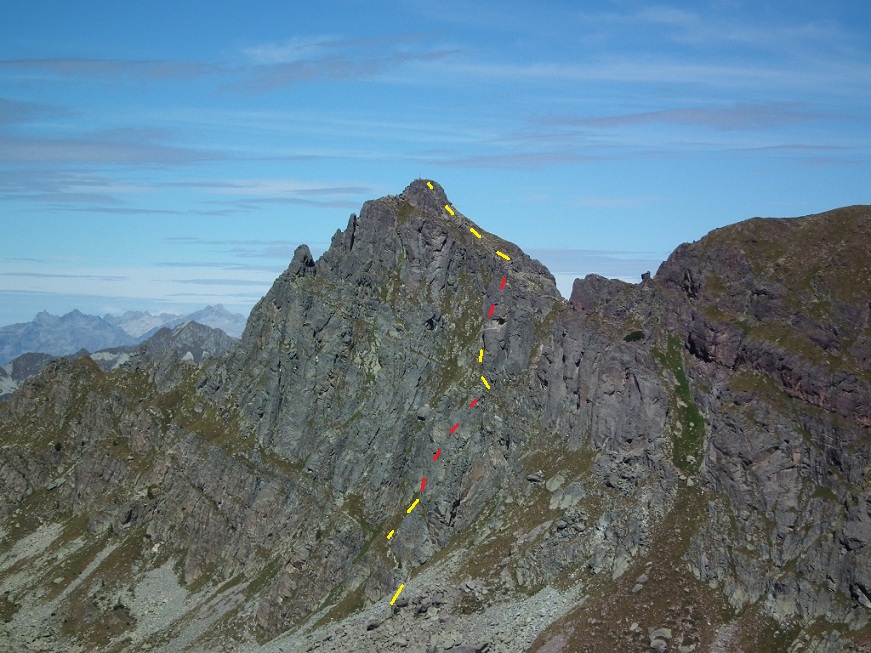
left=151, top=107, right=495, bottom=146
left=166, top=278, right=270, bottom=286
left=0, top=262, right=275, bottom=311
left=235, top=49, right=457, bottom=93
left=0, top=272, right=128, bottom=281
left=240, top=33, right=435, bottom=64
left=576, top=5, right=854, bottom=56
left=157, top=261, right=291, bottom=273
left=48, top=205, right=242, bottom=217
left=0, top=132, right=223, bottom=165
left=0, top=96, right=75, bottom=125
left=0, top=168, right=372, bottom=214
left=241, top=36, right=346, bottom=65
left=552, top=102, right=829, bottom=131
left=632, top=6, right=698, bottom=28
left=229, top=32, right=460, bottom=92
left=0, top=58, right=221, bottom=81
left=435, top=58, right=871, bottom=95
left=414, top=151, right=603, bottom=169
left=164, top=178, right=372, bottom=196
left=163, top=236, right=314, bottom=262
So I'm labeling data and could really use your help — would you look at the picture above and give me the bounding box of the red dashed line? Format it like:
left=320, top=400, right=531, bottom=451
left=387, top=182, right=512, bottom=604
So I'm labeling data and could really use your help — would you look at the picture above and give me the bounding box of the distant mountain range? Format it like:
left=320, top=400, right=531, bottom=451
left=105, top=304, right=246, bottom=340
left=0, top=304, right=246, bottom=364
left=0, top=320, right=237, bottom=400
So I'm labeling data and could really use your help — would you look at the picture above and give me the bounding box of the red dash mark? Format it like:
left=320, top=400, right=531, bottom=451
left=487, top=303, right=496, bottom=318
left=470, top=398, right=479, bottom=408
left=433, top=449, right=442, bottom=461
left=500, top=276, right=506, bottom=290
left=450, top=422, right=460, bottom=434
left=421, top=477, right=427, bottom=492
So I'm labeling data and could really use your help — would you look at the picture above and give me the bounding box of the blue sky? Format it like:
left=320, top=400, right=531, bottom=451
left=1, top=0, right=869, bottom=325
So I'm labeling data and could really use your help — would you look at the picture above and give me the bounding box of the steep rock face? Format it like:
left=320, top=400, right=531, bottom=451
left=207, top=178, right=561, bottom=515
left=200, top=180, right=588, bottom=631
left=645, top=207, right=871, bottom=631
left=656, top=207, right=871, bottom=426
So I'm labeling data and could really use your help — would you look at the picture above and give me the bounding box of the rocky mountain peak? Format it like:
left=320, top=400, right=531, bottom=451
left=206, top=179, right=566, bottom=553
left=314, top=178, right=557, bottom=296
left=287, top=243, right=316, bottom=278
left=401, top=177, right=451, bottom=215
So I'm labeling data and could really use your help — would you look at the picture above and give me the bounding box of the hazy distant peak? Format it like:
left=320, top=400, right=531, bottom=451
left=105, top=304, right=247, bottom=339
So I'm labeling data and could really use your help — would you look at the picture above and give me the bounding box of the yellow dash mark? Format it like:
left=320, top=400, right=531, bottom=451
left=470, top=227, right=482, bottom=239
left=427, top=181, right=433, bottom=189
left=390, top=584, right=405, bottom=605
left=496, top=250, right=511, bottom=261
left=387, top=529, right=395, bottom=540
left=481, top=376, right=491, bottom=390
left=445, top=205, right=455, bottom=216
left=406, top=498, right=419, bottom=514
left=478, top=348, right=484, bottom=363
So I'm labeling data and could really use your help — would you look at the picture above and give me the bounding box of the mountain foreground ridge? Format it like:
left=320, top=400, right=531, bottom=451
left=0, top=180, right=869, bottom=653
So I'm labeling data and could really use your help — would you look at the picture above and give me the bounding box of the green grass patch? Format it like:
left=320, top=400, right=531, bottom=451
left=243, top=556, right=282, bottom=600
left=811, top=484, right=837, bottom=502
left=704, top=272, right=727, bottom=297
left=0, top=593, right=20, bottom=623
left=654, top=335, right=705, bottom=473
left=735, top=607, right=800, bottom=652
left=312, top=578, right=368, bottom=629
left=397, top=199, right=416, bottom=224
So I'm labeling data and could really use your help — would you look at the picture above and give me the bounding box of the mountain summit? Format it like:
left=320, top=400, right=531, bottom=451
left=0, top=184, right=869, bottom=653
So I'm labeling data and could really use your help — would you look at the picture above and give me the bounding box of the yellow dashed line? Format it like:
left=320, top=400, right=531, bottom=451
left=382, top=182, right=513, bottom=604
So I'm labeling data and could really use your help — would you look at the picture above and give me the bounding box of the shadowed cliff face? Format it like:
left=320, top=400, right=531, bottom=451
left=645, top=206, right=871, bottom=641
left=656, top=206, right=871, bottom=426
left=0, top=185, right=869, bottom=653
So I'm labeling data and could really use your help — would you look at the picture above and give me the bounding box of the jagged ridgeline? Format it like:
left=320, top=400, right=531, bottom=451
left=0, top=184, right=869, bottom=653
